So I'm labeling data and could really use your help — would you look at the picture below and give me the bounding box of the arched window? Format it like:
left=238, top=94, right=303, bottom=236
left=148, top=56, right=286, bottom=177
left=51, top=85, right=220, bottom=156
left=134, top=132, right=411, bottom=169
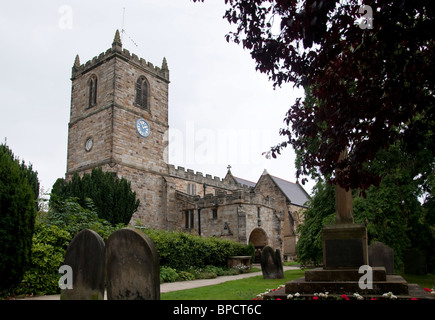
left=135, top=76, right=149, bottom=110
left=88, top=75, right=97, bottom=108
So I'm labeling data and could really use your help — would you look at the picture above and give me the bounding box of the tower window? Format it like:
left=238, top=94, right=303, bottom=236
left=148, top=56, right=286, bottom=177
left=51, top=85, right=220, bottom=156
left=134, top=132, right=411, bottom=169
left=135, top=76, right=149, bottom=110
left=88, top=75, right=97, bottom=108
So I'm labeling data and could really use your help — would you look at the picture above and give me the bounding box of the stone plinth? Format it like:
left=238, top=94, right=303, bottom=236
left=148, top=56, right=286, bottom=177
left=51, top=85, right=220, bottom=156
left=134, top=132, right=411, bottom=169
left=285, top=274, right=409, bottom=295
left=280, top=224, right=411, bottom=298
left=267, top=282, right=433, bottom=300
left=305, top=267, right=386, bottom=282
left=322, top=224, right=368, bottom=269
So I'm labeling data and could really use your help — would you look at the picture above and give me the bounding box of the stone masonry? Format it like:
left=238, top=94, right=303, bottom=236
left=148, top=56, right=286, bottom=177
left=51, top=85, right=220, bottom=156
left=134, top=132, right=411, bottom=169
left=65, top=30, right=310, bottom=258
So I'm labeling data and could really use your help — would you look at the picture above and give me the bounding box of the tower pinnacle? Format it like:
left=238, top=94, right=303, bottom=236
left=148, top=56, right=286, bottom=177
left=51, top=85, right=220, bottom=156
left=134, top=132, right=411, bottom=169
left=112, top=29, right=122, bottom=52
left=73, top=54, right=80, bottom=69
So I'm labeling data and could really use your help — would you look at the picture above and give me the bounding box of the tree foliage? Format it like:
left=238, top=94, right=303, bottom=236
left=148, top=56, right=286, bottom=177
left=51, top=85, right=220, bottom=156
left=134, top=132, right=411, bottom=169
left=0, top=144, right=38, bottom=294
left=50, top=168, right=139, bottom=225
left=217, top=0, right=435, bottom=191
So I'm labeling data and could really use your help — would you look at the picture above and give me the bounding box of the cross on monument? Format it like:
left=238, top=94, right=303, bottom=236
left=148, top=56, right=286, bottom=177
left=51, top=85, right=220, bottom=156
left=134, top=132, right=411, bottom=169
left=335, top=149, right=354, bottom=224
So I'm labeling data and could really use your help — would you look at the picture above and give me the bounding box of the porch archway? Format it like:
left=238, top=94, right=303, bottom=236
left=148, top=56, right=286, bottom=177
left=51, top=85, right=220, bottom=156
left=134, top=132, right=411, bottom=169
left=248, top=228, right=269, bottom=263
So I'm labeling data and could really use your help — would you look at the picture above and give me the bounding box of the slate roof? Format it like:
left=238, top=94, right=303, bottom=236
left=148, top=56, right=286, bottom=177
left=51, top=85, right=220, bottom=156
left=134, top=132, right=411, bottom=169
left=232, top=172, right=310, bottom=208
left=269, top=175, right=310, bottom=208
left=233, top=176, right=256, bottom=188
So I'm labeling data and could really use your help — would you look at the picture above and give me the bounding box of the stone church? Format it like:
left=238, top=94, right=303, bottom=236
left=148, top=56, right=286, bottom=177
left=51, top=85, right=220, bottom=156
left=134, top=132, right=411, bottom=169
left=65, top=30, right=310, bottom=260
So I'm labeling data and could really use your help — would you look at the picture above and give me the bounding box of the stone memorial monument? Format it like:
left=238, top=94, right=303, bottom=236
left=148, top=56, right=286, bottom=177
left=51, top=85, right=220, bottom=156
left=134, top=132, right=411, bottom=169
left=105, top=228, right=160, bottom=300
left=282, top=150, right=410, bottom=297
left=60, top=229, right=106, bottom=300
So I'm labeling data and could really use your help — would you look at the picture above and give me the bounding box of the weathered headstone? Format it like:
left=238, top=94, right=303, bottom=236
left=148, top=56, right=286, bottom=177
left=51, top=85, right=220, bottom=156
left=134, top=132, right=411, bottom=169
left=369, top=241, right=394, bottom=275
left=260, top=246, right=284, bottom=279
left=105, top=228, right=160, bottom=300
left=60, top=229, right=105, bottom=300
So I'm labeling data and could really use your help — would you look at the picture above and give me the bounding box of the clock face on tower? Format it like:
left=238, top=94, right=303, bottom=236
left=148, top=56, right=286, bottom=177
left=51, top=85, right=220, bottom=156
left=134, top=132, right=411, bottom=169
left=136, top=118, right=150, bottom=138
left=85, top=137, right=93, bottom=152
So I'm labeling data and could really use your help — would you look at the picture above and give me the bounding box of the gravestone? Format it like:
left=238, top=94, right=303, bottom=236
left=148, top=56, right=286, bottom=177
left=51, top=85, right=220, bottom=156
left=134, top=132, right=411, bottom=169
left=105, top=228, right=160, bottom=300
left=60, top=229, right=105, bottom=300
left=260, top=246, right=284, bottom=279
left=369, top=241, right=394, bottom=275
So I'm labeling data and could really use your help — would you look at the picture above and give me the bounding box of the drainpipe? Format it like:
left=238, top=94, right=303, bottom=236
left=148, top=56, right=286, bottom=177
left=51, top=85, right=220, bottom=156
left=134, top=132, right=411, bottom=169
left=197, top=206, right=201, bottom=237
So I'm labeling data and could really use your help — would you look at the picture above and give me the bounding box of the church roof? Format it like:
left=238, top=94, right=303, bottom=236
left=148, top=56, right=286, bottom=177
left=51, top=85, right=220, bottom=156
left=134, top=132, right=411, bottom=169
left=268, top=175, right=310, bottom=208
left=230, top=169, right=310, bottom=208
left=233, top=176, right=256, bottom=188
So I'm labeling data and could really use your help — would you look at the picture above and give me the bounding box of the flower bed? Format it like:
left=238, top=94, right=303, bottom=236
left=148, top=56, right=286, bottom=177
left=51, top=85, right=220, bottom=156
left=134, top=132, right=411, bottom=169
left=255, top=285, right=435, bottom=300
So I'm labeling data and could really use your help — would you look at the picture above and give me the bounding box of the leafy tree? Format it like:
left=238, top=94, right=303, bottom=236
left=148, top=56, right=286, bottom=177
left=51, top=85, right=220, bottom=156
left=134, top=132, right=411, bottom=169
left=50, top=167, right=139, bottom=225
left=296, top=180, right=335, bottom=266
left=0, top=144, right=38, bottom=294
left=213, top=0, right=435, bottom=191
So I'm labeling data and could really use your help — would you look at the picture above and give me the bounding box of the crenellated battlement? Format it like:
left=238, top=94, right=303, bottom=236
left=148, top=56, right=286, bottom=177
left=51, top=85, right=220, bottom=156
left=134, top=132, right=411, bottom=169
left=196, top=189, right=275, bottom=209
left=71, top=30, right=169, bottom=81
left=168, top=164, right=253, bottom=191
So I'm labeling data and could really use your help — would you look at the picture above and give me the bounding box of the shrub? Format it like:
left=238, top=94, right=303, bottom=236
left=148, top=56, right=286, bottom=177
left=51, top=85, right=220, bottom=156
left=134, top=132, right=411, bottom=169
left=14, top=223, right=71, bottom=296
left=43, top=197, right=124, bottom=241
left=140, top=228, right=253, bottom=271
left=160, top=266, right=179, bottom=283
left=195, top=272, right=217, bottom=280
left=50, top=167, right=139, bottom=225
left=0, top=144, right=38, bottom=295
left=176, top=271, right=195, bottom=281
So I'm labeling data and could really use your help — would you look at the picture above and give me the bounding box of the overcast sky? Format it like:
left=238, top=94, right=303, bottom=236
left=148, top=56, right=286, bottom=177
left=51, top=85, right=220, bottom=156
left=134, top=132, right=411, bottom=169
left=0, top=0, right=315, bottom=197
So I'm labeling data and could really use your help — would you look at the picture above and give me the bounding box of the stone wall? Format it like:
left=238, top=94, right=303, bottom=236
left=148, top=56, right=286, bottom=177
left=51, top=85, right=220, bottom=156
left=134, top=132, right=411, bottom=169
left=67, top=34, right=170, bottom=227
left=65, top=31, right=308, bottom=258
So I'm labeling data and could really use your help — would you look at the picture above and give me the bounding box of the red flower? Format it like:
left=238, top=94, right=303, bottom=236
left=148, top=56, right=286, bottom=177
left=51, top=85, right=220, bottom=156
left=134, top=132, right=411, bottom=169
left=312, top=296, right=319, bottom=300
left=410, top=298, right=418, bottom=300
left=276, top=298, right=282, bottom=300
left=370, top=297, right=378, bottom=300
left=341, top=294, right=350, bottom=300
left=424, top=287, right=431, bottom=292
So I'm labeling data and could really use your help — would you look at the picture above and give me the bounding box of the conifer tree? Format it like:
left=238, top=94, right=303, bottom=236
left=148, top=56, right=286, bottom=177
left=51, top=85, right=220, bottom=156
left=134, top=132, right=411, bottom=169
left=0, top=144, right=38, bottom=293
left=51, top=168, right=139, bottom=225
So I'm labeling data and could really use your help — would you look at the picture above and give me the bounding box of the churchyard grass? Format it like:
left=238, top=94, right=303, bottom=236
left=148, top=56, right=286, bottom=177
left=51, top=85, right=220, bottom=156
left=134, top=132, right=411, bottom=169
left=161, top=269, right=305, bottom=300
left=402, top=273, right=435, bottom=291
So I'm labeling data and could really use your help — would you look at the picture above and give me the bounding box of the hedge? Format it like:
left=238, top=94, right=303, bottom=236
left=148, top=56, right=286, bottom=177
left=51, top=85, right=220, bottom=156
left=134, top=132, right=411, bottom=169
left=140, top=228, right=254, bottom=271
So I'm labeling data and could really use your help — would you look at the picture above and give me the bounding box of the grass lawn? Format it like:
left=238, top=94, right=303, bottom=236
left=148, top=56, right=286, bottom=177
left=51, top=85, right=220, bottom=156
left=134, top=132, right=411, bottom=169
left=402, top=273, right=435, bottom=290
left=161, top=269, right=305, bottom=300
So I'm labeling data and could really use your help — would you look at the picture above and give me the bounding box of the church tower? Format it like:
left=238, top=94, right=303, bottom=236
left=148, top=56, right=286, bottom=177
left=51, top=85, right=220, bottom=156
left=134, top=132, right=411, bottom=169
left=66, top=30, right=170, bottom=227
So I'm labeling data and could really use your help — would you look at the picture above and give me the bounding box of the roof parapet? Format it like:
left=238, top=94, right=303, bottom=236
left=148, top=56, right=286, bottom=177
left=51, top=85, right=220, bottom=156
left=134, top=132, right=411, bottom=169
left=72, top=30, right=169, bottom=82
